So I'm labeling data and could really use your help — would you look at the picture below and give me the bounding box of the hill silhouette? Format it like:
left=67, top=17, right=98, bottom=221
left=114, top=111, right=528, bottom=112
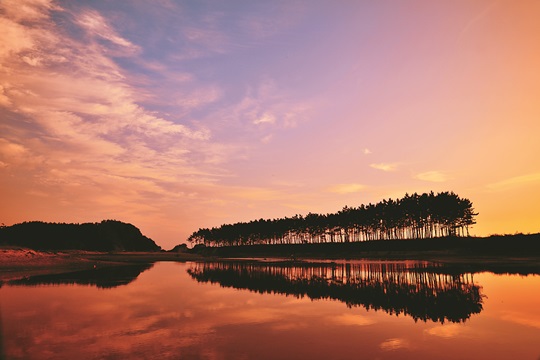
left=0, top=220, right=161, bottom=251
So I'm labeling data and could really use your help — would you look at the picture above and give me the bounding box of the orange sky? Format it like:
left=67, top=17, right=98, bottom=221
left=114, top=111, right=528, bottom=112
left=1, top=1, right=539, bottom=249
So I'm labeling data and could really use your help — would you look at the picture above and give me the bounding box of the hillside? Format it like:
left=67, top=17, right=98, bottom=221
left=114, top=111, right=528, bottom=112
left=0, top=220, right=161, bottom=251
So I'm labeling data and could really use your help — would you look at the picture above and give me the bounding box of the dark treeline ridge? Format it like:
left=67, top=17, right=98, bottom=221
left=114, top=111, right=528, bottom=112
left=191, top=234, right=540, bottom=274
left=0, top=220, right=161, bottom=251
left=188, top=191, right=477, bottom=247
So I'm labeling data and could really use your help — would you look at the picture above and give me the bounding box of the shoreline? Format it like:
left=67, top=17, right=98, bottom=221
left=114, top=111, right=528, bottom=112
left=1, top=245, right=539, bottom=283
left=0, top=248, right=203, bottom=282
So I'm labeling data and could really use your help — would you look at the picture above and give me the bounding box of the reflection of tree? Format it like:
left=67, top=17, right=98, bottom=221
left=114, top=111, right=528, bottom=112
left=187, top=261, right=483, bottom=324
left=6, top=264, right=154, bottom=289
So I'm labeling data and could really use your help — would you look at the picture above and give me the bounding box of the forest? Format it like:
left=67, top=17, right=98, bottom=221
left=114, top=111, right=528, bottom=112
left=0, top=220, right=161, bottom=251
left=188, top=191, right=477, bottom=247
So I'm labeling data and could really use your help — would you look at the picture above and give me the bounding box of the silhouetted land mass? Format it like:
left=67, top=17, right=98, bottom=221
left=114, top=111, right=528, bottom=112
left=191, top=233, right=540, bottom=256
left=4, top=263, right=153, bottom=289
left=188, top=261, right=483, bottom=324
left=190, top=234, right=540, bottom=274
left=0, top=220, right=161, bottom=251
left=188, top=192, right=478, bottom=247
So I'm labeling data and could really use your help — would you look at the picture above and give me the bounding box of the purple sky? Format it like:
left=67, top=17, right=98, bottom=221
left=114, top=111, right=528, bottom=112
left=1, top=0, right=540, bottom=249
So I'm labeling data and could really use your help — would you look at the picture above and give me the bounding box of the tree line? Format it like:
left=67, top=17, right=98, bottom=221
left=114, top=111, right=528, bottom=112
left=188, top=191, right=478, bottom=247
left=0, top=220, right=161, bottom=251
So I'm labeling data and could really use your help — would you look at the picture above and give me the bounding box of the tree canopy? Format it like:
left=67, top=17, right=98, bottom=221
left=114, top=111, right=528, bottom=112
left=188, top=191, right=477, bottom=247
left=0, top=220, right=161, bottom=251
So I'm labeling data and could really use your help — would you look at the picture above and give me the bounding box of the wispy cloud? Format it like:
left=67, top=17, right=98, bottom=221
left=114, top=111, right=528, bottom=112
left=328, top=183, right=366, bottom=194
left=363, top=148, right=372, bottom=155
left=414, top=171, right=449, bottom=182
left=0, top=0, right=58, bottom=22
left=486, top=173, right=540, bottom=191
left=76, top=10, right=140, bottom=54
left=253, top=112, right=276, bottom=125
left=261, top=134, right=273, bottom=144
left=0, top=0, right=237, bottom=241
left=370, top=163, right=397, bottom=172
left=229, top=79, right=311, bottom=129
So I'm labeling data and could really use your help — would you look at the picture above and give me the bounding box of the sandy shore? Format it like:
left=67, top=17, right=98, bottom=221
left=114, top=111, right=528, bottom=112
left=0, top=247, right=202, bottom=282
left=0, top=248, right=109, bottom=281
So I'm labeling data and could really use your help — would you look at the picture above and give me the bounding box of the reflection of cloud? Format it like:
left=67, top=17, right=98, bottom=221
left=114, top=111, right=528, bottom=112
left=230, top=308, right=281, bottom=324
left=500, top=312, right=540, bottom=329
left=370, top=163, right=397, bottom=172
left=379, top=338, right=409, bottom=351
left=331, top=313, right=375, bottom=326
left=425, top=324, right=461, bottom=339
left=328, top=183, right=366, bottom=194
left=414, top=171, right=449, bottom=182
left=271, top=322, right=307, bottom=331
left=486, top=173, right=540, bottom=191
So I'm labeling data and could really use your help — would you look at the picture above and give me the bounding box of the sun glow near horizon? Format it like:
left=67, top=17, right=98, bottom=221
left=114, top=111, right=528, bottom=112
left=1, top=0, right=539, bottom=249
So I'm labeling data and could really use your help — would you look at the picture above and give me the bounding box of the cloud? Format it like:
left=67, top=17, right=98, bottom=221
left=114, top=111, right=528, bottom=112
left=0, top=0, right=239, bottom=239
left=370, top=163, right=397, bottom=172
left=216, top=79, right=311, bottom=132
left=328, top=183, right=366, bottom=194
left=76, top=10, right=139, bottom=54
left=0, top=0, right=58, bottom=22
left=253, top=112, right=276, bottom=125
left=261, top=134, right=273, bottom=144
left=486, top=173, right=540, bottom=191
left=363, top=148, right=372, bottom=155
left=174, top=86, right=222, bottom=111
left=414, top=170, right=449, bottom=182
left=183, top=27, right=228, bottom=54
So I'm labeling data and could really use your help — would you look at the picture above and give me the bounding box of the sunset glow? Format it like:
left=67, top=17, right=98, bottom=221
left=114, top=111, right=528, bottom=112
left=1, top=1, right=539, bottom=249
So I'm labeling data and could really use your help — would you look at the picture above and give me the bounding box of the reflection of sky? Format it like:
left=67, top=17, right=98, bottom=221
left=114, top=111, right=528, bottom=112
left=0, top=263, right=539, bottom=359
left=1, top=1, right=540, bottom=248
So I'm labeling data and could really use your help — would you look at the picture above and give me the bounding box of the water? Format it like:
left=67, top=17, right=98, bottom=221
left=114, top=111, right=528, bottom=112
left=0, top=261, right=539, bottom=359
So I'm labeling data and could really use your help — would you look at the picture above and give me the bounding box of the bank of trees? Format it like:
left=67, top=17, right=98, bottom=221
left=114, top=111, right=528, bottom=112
left=188, top=191, right=477, bottom=247
left=0, top=220, right=161, bottom=251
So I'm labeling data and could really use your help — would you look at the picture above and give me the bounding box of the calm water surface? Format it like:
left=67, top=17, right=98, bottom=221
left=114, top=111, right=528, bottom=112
left=0, top=261, right=539, bottom=359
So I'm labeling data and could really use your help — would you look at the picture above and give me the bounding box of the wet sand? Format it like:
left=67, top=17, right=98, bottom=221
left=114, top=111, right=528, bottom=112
left=0, top=248, right=202, bottom=282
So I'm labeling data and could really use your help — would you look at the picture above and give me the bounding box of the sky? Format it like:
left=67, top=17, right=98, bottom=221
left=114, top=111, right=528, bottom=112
left=1, top=0, right=539, bottom=249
